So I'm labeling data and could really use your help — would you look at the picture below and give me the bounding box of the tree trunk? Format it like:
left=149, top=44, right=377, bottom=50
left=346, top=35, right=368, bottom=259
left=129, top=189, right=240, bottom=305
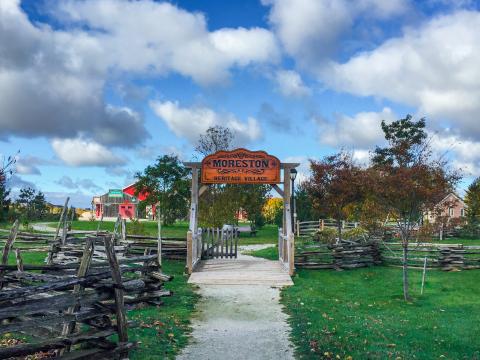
left=337, top=220, right=342, bottom=242
left=402, top=241, right=410, bottom=301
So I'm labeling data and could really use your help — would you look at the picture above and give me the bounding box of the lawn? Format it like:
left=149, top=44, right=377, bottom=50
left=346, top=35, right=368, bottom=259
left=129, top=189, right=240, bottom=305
left=282, top=266, right=480, bottom=359
left=65, top=221, right=279, bottom=244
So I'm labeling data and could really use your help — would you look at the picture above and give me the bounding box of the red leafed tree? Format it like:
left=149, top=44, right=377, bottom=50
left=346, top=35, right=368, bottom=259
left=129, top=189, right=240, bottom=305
left=368, top=115, right=460, bottom=301
left=305, top=152, right=364, bottom=241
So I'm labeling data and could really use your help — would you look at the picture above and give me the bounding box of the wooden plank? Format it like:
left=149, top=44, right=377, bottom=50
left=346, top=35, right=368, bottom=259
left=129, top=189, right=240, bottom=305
left=60, top=239, right=95, bottom=354
left=0, top=220, right=19, bottom=289
left=103, top=218, right=128, bottom=345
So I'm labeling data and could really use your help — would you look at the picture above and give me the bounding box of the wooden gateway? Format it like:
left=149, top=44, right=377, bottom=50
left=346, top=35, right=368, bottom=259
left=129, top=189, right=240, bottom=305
left=184, top=148, right=299, bottom=276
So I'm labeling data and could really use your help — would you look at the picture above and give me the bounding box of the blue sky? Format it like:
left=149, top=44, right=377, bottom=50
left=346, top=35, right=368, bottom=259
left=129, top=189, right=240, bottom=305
left=2, top=0, right=480, bottom=207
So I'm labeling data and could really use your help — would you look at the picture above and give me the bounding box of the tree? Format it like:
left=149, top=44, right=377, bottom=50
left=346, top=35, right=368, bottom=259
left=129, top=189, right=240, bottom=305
left=135, top=155, right=190, bottom=225
left=195, top=125, right=234, bottom=156
left=16, top=187, right=36, bottom=223
left=263, top=197, right=283, bottom=225
left=239, top=184, right=270, bottom=228
left=305, top=152, right=364, bottom=240
left=33, top=191, right=47, bottom=219
left=295, top=182, right=325, bottom=222
left=465, top=177, right=480, bottom=225
left=368, top=115, right=460, bottom=301
left=0, top=153, right=17, bottom=222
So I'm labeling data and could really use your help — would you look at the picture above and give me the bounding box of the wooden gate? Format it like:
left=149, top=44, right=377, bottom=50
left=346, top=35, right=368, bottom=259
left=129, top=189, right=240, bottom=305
left=201, top=228, right=238, bottom=259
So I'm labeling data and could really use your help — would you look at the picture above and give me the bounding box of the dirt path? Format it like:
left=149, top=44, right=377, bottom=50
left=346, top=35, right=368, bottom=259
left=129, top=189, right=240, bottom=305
left=177, top=245, right=295, bottom=360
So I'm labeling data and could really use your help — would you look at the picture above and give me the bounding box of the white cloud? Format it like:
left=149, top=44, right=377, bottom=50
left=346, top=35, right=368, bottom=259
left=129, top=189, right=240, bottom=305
left=317, top=107, right=395, bottom=148
left=322, top=11, right=480, bottom=140
left=0, top=0, right=278, bottom=150
left=275, top=70, right=311, bottom=97
left=150, top=101, right=262, bottom=145
left=51, top=138, right=126, bottom=167
left=57, top=0, right=279, bottom=85
left=430, top=131, right=480, bottom=176
left=263, top=0, right=408, bottom=66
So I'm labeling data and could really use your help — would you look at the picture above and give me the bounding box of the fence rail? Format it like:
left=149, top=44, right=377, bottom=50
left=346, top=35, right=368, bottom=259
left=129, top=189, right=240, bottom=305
left=296, top=219, right=359, bottom=236
left=295, top=240, right=480, bottom=271
left=0, top=219, right=173, bottom=359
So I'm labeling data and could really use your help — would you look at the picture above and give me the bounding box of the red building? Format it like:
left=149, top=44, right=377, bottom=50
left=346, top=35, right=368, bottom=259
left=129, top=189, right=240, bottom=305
left=92, top=183, right=155, bottom=220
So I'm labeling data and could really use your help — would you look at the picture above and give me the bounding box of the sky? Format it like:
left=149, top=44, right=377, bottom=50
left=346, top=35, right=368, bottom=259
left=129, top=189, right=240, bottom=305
left=2, top=0, right=480, bottom=208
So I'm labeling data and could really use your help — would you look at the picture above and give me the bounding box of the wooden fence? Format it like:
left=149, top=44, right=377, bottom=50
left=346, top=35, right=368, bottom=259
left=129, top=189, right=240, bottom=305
left=296, top=220, right=358, bottom=236
left=380, top=242, right=480, bottom=270
left=295, top=240, right=480, bottom=271
left=0, top=220, right=173, bottom=359
left=295, top=241, right=381, bottom=270
left=201, top=228, right=238, bottom=259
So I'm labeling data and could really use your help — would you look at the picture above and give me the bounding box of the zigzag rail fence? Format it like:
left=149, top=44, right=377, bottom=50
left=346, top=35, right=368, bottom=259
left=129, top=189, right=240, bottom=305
left=0, top=217, right=176, bottom=359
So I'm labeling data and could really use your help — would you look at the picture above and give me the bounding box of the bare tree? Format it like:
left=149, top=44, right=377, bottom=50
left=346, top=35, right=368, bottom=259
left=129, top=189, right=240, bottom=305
left=195, top=125, right=234, bottom=156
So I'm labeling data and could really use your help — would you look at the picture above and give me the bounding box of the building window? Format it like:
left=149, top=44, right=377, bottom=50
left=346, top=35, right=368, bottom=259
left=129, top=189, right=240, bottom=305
left=449, top=207, right=454, bottom=217
left=461, top=208, right=465, bottom=217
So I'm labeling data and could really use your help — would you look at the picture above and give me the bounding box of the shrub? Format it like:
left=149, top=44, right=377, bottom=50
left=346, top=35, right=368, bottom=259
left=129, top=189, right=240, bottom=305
left=343, top=227, right=369, bottom=242
left=312, top=227, right=337, bottom=244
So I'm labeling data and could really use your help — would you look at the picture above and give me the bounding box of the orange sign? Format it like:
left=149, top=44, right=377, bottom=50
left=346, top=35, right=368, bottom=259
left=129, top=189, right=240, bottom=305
left=201, top=148, right=281, bottom=184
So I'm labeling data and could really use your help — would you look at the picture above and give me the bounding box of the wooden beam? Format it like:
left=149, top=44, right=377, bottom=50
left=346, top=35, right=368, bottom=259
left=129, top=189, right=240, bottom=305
left=270, top=184, right=284, bottom=197
left=199, top=185, right=209, bottom=197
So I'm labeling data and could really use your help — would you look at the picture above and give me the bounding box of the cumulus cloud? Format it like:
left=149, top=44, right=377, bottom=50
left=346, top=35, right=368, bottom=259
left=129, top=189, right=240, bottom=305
left=275, top=70, right=311, bottom=97
left=51, top=138, right=127, bottom=167
left=263, top=0, right=408, bottom=67
left=322, top=11, right=480, bottom=141
left=0, top=0, right=278, bottom=156
left=257, top=103, right=292, bottom=132
left=150, top=101, right=262, bottom=146
left=56, top=0, right=279, bottom=85
left=316, top=107, right=395, bottom=148
left=0, top=0, right=148, bottom=148
left=15, top=155, right=56, bottom=176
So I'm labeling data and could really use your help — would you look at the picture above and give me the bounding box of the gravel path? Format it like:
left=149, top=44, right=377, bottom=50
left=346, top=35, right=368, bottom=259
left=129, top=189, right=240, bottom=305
left=177, top=246, right=295, bottom=360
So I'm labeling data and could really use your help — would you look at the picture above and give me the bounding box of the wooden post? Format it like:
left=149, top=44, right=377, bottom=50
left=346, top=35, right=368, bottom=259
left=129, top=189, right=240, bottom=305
left=68, top=206, right=75, bottom=231
left=15, top=249, right=24, bottom=272
left=157, top=204, right=162, bottom=268
left=53, top=198, right=69, bottom=242
left=60, top=239, right=94, bottom=354
left=296, top=221, right=300, bottom=237
left=104, top=218, right=128, bottom=348
left=321, top=219, right=325, bottom=231
left=421, top=256, right=427, bottom=295
left=121, top=219, right=126, bottom=243
left=186, top=230, right=193, bottom=274
left=0, top=220, right=19, bottom=289
left=61, top=207, right=69, bottom=245
left=96, top=212, right=104, bottom=236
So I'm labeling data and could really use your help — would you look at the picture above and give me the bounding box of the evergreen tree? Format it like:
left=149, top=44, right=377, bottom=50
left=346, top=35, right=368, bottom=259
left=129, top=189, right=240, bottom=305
left=465, top=177, right=480, bottom=225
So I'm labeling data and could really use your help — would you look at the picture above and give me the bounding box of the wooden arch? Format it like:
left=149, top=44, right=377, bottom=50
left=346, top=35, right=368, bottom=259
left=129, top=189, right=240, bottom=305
left=184, top=148, right=299, bottom=276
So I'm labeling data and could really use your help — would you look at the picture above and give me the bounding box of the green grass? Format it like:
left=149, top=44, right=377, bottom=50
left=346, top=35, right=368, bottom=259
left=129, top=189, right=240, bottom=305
left=67, top=221, right=279, bottom=245
left=282, top=267, right=480, bottom=359
left=243, top=245, right=279, bottom=260
left=129, top=260, right=199, bottom=359
left=66, top=220, right=189, bottom=238
left=238, top=224, right=278, bottom=245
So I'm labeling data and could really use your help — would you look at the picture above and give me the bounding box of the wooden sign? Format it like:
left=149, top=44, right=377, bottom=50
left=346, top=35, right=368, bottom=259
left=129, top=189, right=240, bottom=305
left=201, top=148, right=281, bottom=184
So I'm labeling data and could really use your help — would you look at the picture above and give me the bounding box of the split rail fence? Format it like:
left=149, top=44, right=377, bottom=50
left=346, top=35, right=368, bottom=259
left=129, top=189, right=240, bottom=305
left=295, top=240, right=480, bottom=271
left=0, top=218, right=173, bottom=359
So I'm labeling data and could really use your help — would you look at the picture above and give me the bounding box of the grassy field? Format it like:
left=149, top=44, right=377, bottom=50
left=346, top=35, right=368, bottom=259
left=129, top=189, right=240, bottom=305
left=65, top=220, right=279, bottom=244
left=282, top=266, right=480, bottom=359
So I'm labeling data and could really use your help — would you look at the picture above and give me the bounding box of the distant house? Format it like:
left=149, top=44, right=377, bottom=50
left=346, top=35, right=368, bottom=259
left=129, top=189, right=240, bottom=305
left=424, top=192, right=466, bottom=223
left=93, top=189, right=139, bottom=220
left=92, top=183, right=155, bottom=220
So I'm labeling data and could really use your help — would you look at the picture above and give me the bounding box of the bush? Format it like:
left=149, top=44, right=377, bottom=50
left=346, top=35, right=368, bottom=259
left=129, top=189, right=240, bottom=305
left=312, top=227, right=337, bottom=244
left=343, top=227, right=369, bottom=242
